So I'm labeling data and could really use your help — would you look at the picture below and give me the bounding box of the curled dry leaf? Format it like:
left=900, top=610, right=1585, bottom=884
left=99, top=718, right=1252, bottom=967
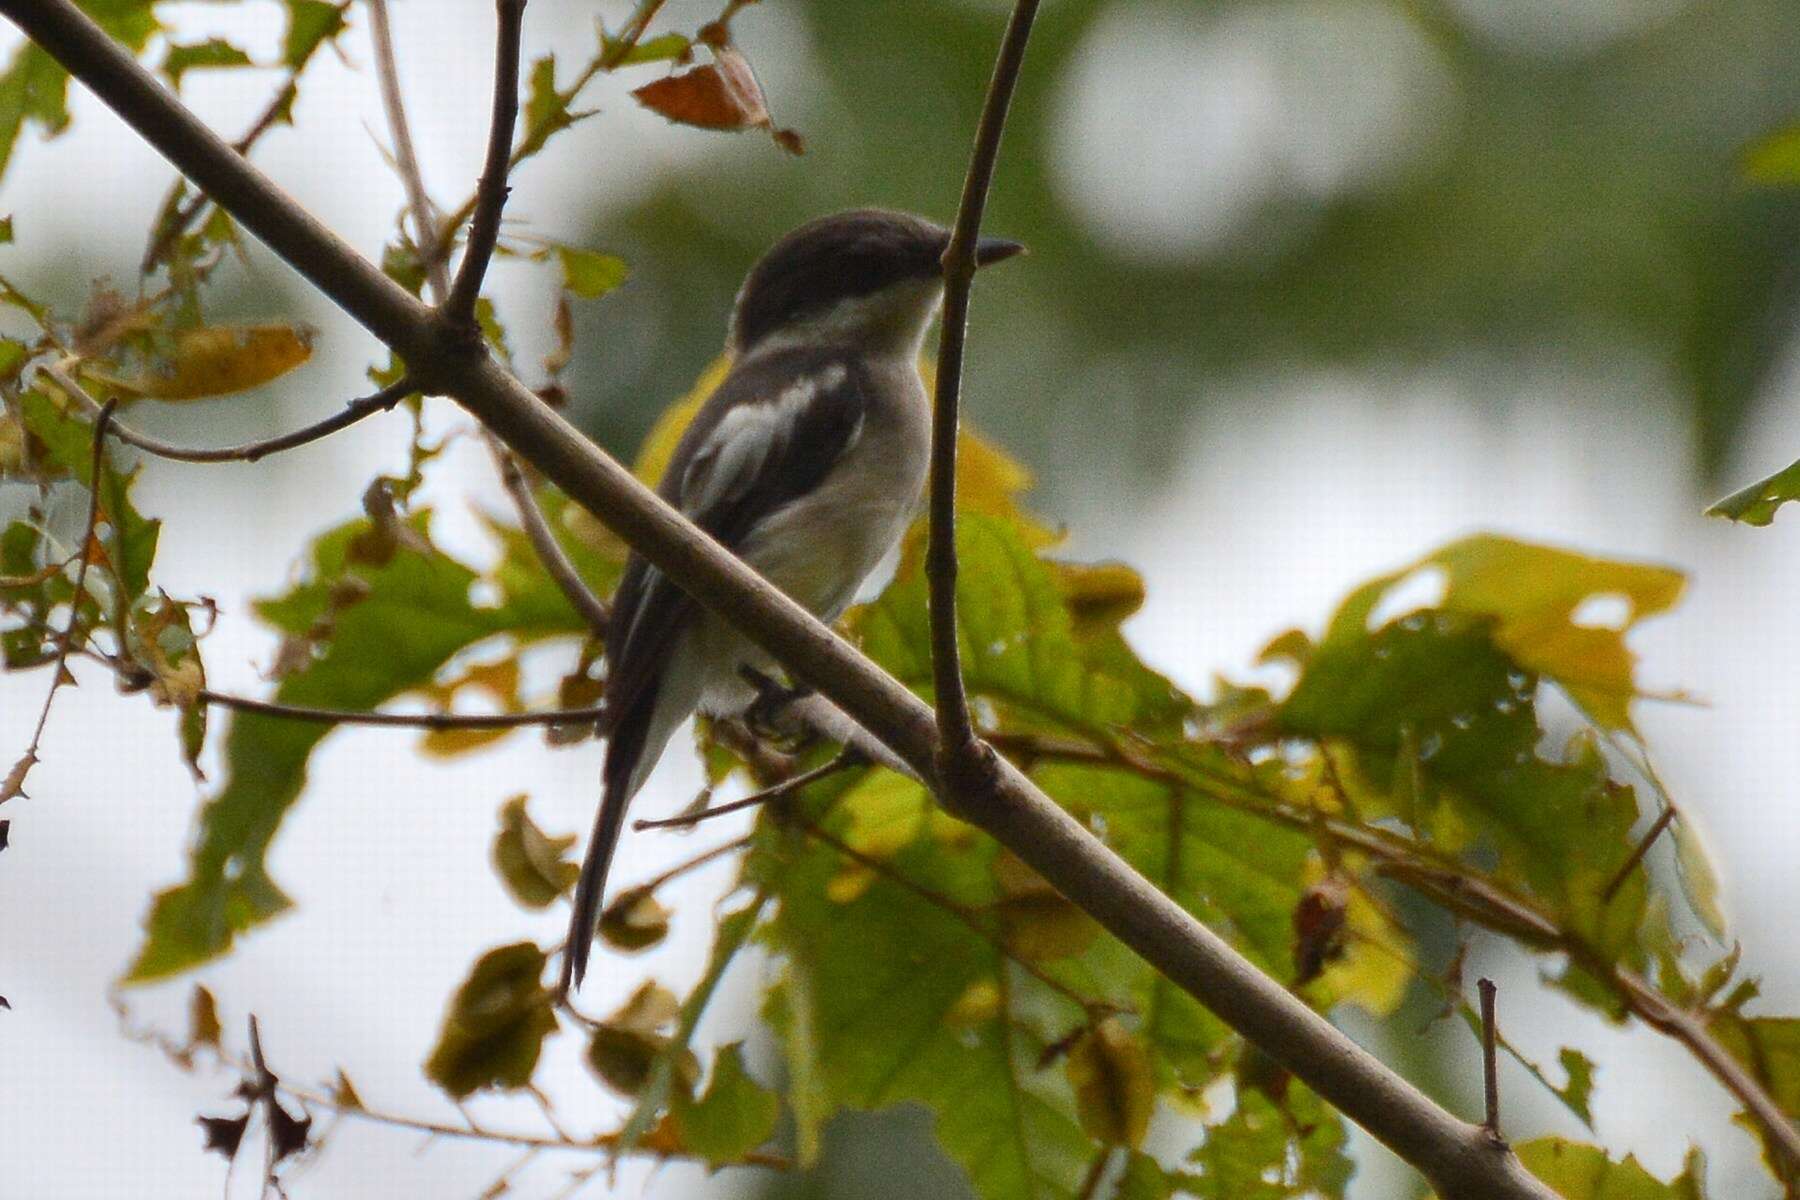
left=631, top=45, right=802, bottom=154
left=101, top=324, right=315, bottom=401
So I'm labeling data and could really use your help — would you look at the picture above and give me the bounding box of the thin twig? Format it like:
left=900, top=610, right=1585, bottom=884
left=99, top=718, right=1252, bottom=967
left=47, top=360, right=415, bottom=464
left=443, top=0, right=526, bottom=325
left=621, top=835, right=751, bottom=897
left=1478, top=978, right=1501, bottom=1140
left=493, top=441, right=609, bottom=636
left=366, top=0, right=450, bottom=302
left=634, top=748, right=861, bottom=831
left=7, top=399, right=115, bottom=802
left=197, top=689, right=603, bottom=731
left=1601, top=805, right=1677, bottom=903
left=926, top=0, right=1040, bottom=778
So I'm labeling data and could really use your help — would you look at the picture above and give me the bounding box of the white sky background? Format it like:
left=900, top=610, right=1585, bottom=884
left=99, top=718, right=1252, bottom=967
left=3, top=0, right=1800, bottom=1197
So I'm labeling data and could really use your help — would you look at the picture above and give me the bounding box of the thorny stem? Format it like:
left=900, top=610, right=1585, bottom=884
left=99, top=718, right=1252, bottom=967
left=48, top=360, right=415, bottom=464
left=925, top=0, right=1040, bottom=783
left=633, top=748, right=862, bottom=831
left=6, top=399, right=115, bottom=803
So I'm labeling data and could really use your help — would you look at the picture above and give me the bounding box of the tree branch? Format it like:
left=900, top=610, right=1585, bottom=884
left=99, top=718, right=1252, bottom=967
left=2, top=4, right=1562, bottom=1193
left=926, top=0, right=1039, bottom=777
left=494, top=447, right=610, bottom=637
left=197, top=689, right=602, bottom=731
left=366, top=0, right=449, bottom=302
left=443, top=0, right=525, bottom=326
left=46, top=360, right=415, bottom=464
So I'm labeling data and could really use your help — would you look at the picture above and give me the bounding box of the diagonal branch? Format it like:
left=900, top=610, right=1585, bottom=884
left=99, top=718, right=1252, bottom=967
left=494, top=450, right=610, bottom=636
left=926, top=0, right=1039, bottom=779
left=443, top=0, right=526, bottom=326
left=3, top=5, right=1562, bottom=1194
left=47, top=360, right=414, bottom=464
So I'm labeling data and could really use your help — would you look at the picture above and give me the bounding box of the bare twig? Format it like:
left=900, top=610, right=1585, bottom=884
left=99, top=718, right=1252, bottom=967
left=6, top=399, right=115, bottom=803
left=1478, top=978, right=1501, bottom=1140
left=1601, top=805, right=1677, bottom=903
left=6, top=5, right=1567, bottom=1193
left=443, top=0, right=526, bottom=325
left=197, top=689, right=603, bottom=731
left=926, top=0, right=1039, bottom=783
left=633, top=748, right=862, bottom=831
left=366, top=0, right=450, bottom=301
left=47, top=360, right=415, bottom=464
left=494, top=446, right=609, bottom=637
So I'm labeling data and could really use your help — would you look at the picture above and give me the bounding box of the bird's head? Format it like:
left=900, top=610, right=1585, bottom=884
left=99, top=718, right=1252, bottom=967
left=729, top=208, right=1024, bottom=359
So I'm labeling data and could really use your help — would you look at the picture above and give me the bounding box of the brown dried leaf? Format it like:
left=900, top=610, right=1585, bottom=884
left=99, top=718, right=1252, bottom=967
left=630, top=46, right=801, bottom=153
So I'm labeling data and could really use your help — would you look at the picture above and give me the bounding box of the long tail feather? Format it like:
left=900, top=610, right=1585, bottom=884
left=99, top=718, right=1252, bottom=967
left=561, top=694, right=656, bottom=995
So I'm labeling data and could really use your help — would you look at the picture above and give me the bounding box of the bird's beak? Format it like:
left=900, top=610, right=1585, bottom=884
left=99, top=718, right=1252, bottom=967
left=975, top=236, right=1027, bottom=267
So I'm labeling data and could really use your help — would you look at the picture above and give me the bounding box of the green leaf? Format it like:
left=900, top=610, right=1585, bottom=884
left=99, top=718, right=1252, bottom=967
left=0, top=44, right=70, bottom=183
left=1280, top=602, right=1648, bottom=969
left=603, top=31, right=692, bottom=66
left=555, top=245, right=630, bottom=299
left=162, top=39, right=254, bottom=89
left=1707, top=457, right=1800, bottom=526
left=761, top=808, right=1093, bottom=1200
left=492, top=794, right=578, bottom=908
left=424, top=942, right=557, bottom=1099
left=1743, top=125, right=1800, bottom=185
left=1179, top=1085, right=1353, bottom=1200
left=670, top=1042, right=779, bottom=1168
left=1706, top=1013, right=1800, bottom=1127
left=1515, top=1138, right=1706, bottom=1199
left=18, top=389, right=160, bottom=605
left=283, top=0, right=348, bottom=70
left=857, top=512, right=1189, bottom=740
left=619, top=896, right=770, bottom=1150
left=125, top=515, right=585, bottom=980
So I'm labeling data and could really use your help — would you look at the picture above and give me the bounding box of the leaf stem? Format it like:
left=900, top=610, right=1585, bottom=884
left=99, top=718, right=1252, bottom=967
left=633, top=748, right=862, bottom=831
left=366, top=0, right=450, bottom=301
left=493, top=447, right=610, bottom=637
left=196, top=689, right=603, bottom=731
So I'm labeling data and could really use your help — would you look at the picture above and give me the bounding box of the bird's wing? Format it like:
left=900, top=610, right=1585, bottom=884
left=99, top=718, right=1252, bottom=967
left=602, top=353, right=869, bottom=730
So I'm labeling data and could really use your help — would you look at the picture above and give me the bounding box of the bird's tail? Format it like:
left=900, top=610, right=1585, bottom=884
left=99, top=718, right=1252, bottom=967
left=561, top=693, right=658, bottom=995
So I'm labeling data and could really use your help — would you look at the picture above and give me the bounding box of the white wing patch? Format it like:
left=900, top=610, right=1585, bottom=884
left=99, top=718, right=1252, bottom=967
left=679, top=364, right=851, bottom=516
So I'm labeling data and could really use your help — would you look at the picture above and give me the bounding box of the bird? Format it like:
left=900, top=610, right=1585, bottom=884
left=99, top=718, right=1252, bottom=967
left=561, top=208, right=1025, bottom=992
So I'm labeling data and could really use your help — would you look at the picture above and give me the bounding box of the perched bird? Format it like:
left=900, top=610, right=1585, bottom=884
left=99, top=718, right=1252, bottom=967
left=562, top=209, right=1024, bottom=991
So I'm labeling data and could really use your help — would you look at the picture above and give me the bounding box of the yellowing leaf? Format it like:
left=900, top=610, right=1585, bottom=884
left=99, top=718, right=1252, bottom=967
left=839, top=768, right=932, bottom=860
left=1513, top=1138, right=1705, bottom=1200
left=107, top=323, right=314, bottom=401
left=555, top=245, right=630, bottom=299
left=492, top=794, right=579, bottom=908
left=600, top=886, right=673, bottom=950
left=1335, top=535, right=1684, bottom=733
left=1066, top=1018, right=1155, bottom=1148
left=1743, top=124, right=1800, bottom=185
left=1707, top=457, right=1800, bottom=527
